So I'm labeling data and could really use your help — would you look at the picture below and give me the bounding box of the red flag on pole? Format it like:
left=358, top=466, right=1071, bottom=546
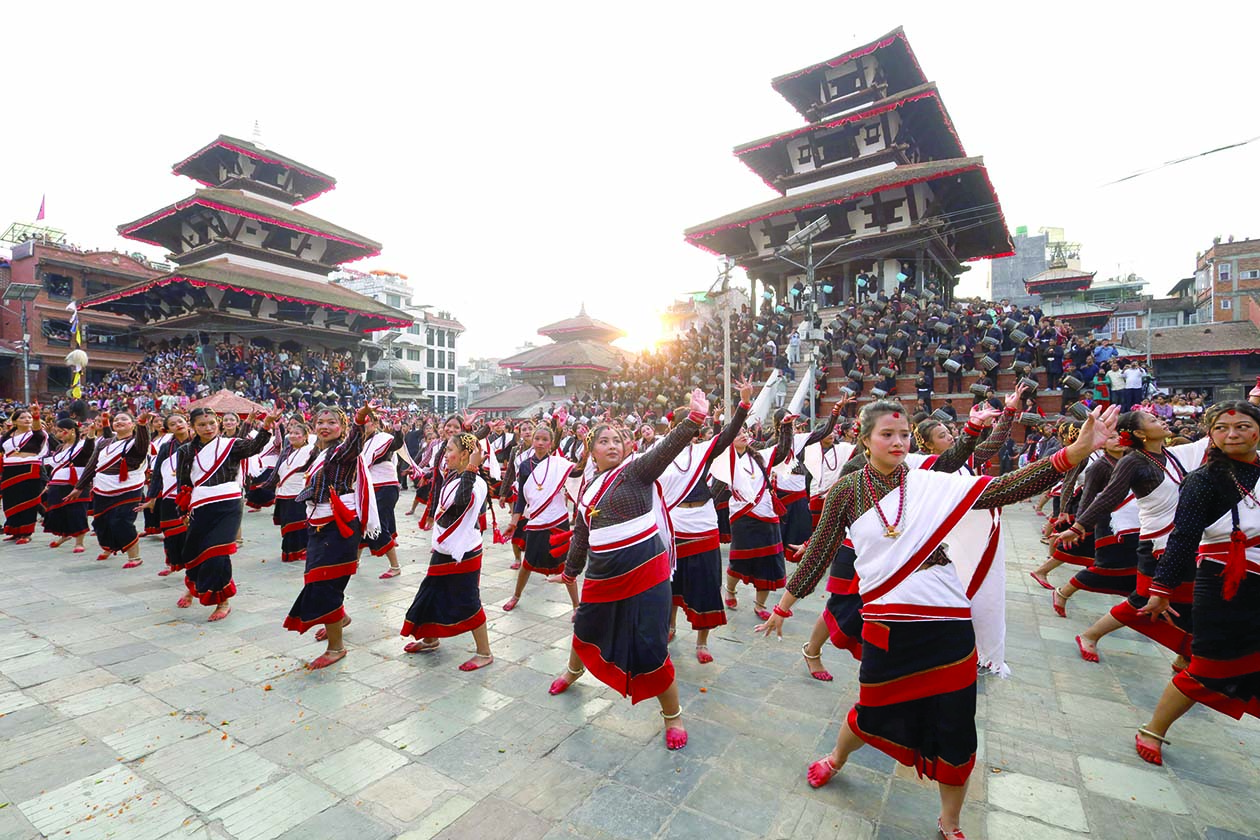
left=36, top=195, right=45, bottom=221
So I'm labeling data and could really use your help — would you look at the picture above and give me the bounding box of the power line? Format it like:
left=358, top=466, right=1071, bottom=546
left=1101, top=133, right=1260, bottom=187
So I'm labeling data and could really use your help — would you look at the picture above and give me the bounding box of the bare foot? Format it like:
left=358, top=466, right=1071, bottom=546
left=1075, top=635, right=1099, bottom=662
left=208, top=604, right=232, bottom=622
left=123, top=558, right=143, bottom=570
left=176, top=593, right=193, bottom=608
left=404, top=639, right=440, bottom=654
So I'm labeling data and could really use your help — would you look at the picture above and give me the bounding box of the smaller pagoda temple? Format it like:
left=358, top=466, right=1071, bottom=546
left=1024, top=266, right=1113, bottom=334
left=497, top=306, right=628, bottom=398
left=79, top=134, right=410, bottom=350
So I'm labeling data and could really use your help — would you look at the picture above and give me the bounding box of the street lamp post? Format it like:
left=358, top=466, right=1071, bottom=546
left=773, top=216, right=850, bottom=430
left=4, top=283, right=42, bottom=404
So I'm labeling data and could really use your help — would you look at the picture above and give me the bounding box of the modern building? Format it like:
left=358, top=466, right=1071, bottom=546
left=458, top=357, right=514, bottom=408
left=0, top=230, right=166, bottom=395
left=1192, top=236, right=1260, bottom=325
left=685, top=27, right=1013, bottom=308
left=78, top=135, right=412, bottom=382
left=989, top=227, right=1048, bottom=306
left=331, top=268, right=464, bottom=411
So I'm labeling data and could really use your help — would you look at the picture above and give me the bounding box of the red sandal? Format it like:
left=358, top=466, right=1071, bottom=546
left=1028, top=571, right=1054, bottom=591
left=661, top=709, right=687, bottom=750
left=549, top=665, right=583, bottom=695
left=802, top=644, right=833, bottom=681
left=807, top=755, right=840, bottom=788
left=1075, top=635, right=1099, bottom=663
left=1135, top=728, right=1168, bottom=765
left=937, top=818, right=966, bottom=839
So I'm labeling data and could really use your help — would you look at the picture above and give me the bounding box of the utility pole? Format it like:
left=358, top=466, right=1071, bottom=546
left=19, top=302, right=30, bottom=404
left=720, top=257, right=734, bottom=417
left=4, top=284, right=41, bottom=404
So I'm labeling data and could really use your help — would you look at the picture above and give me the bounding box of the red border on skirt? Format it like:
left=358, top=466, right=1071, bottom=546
left=572, top=635, right=674, bottom=704
left=284, top=605, right=346, bottom=633
left=400, top=610, right=487, bottom=639
left=846, top=705, right=975, bottom=786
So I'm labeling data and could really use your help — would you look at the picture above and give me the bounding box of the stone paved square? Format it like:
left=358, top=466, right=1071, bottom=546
left=0, top=503, right=1256, bottom=839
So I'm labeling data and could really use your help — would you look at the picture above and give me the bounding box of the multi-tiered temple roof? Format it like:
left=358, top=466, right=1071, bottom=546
left=685, top=27, right=1012, bottom=304
left=81, top=135, right=409, bottom=343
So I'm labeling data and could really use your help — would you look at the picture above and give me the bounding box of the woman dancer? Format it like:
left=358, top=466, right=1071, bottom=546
left=244, top=428, right=281, bottom=512
left=1053, top=410, right=1209, bottom=663
left=405, top=423, right=439, bottom=516
left=42, top=419, right=92, bottom=553
left=501, top=423, right=578, bottom=613
left=400, top=433, right=494, bottom=669
left=69, top=412, right=151, bottom=566
left=143, top=415, right=167, bottom=537
left=799, top=396, right=1011, bottom=681
left=759, top=400, right=1116, bottom=840
left=273, top=419, right=316, bottom=563
left=175, top=407, right=277, bottom=619
left=770, top=411, right=816, bottom=551
left=712, top=415, right=793, bottom=620
left=142, top=413, right=192, bottom=577
left=661, top=380, right=752, bottom=663
left=1132, top=400, right=1260, bottom=765
left=1, top=405, right=47, bottom=543
left=284, top=404, right=379, bottom=669
left=1034, top=433, right=1139, bottom=632
left=548, top=389, right=713, bottom=751
left=358, top=409, right=406, bottom=578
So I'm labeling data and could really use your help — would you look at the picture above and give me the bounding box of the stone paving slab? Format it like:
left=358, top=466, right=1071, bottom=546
left=0, top=501, right=1257, bottom=839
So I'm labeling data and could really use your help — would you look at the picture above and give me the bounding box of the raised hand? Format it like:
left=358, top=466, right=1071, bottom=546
left=734, top=376, right=755, bottom=405
left=1004, top=382, right=1031, bottom=412
left=968, top=402, right=1001, bottom=428
left=689, top=388, right=710, bottom=418
left=1071, top=404, right=1120, bottom=459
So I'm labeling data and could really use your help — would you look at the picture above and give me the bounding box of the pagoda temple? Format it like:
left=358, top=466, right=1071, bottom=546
left=79, top=134, right=411, bottom=350
left=496, top=306, right=628, bottom=398
left=685, top=27, right=1012, bottom=305
left=1024, top=266, right=1113, bottom=334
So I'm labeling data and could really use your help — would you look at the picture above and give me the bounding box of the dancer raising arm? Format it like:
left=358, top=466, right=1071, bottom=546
left=1, top=404, right=47, bottom=543
left=758, top=400, right=1117, bottom=840
left=283, top=403, right=379, bottom=669
left=1132, top=400, right=1260, bottom=765
left=401, top=433, right=494, bottom=670
left=549, top=388, right=713, bottom=751
left=69, top=412, right=151, bottom=567
left=272, top=419, right=317, bottom=563
left=661, top=378, right=754, bottom=663
left=42, top=419, right=93, bottom=553
left=142, top=413, right=192, bottom=577
left=174, top=408, right=278, bottom=621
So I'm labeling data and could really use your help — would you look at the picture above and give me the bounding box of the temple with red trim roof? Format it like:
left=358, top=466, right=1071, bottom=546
left=1024, top=266, right=1114, bottom=333
left=79, top=135, right=410, bottom=351
left=685, top=26, right=1012, bottom=306
left=492, top=305, right=630, bottom=403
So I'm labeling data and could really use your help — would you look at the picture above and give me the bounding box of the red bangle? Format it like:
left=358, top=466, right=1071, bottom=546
left=772, top=604, right=793, bottom=618
left=739, top=401, right=752, bottom=409
left=1050, top=448, right=1073, bottom=473
left=963, top=422, right=981, bottom=437
left=561, top=572, right=576, bottom=584
left=687, top=410, right=707, bottom=425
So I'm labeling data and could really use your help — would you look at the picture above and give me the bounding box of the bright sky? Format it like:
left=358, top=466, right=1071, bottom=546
left=3, top=2, right=1257, bottom=360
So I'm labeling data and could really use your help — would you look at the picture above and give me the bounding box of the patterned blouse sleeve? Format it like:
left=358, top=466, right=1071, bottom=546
left=787, top=479, right=851, bottom=598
